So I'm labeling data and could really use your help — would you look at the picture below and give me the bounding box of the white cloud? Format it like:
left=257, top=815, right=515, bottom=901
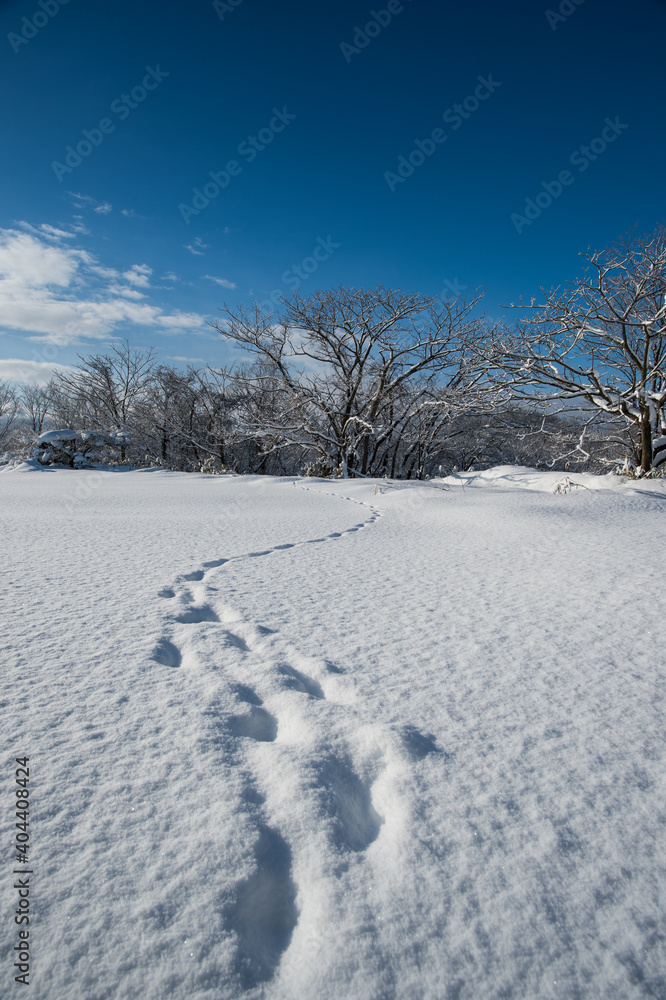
left=67, top=192, right=112, bottom=216
left=0, top=358, right=75, bottom=385
left=0, top=230, right=83, bottom=287
left=41, top=223, right=76, bottom=239
left=0, top=227, right=207, bottom=347
left=17, top=222, right=77, bottom=242
left=108, top=285, right=146, bottom=300
left=122, top=264, right=152, bottom=287
left=161, top=271, right=179, bottom=283
left=204, top=275, right=237, bottom=289
left=88, top=264, right=121, bottom=281
left=184, top=237, right=207, bottom=256
left=121, top=208, right=147, bottom=219
left=157, top=312, right=206, bottom=331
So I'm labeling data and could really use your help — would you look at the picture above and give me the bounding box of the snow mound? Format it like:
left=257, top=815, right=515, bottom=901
left=438, top=463, right=660, bottom=493
left=36, top=428, right=78, bottom=444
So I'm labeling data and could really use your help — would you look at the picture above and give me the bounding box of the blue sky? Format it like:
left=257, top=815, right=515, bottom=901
left=1, top=0, right=664, bottom=381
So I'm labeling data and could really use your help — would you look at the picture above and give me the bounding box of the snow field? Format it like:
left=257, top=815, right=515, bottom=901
left=1, top=466, right=665, bottom=999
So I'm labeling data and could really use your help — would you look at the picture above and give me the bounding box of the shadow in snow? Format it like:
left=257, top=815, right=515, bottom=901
left=399, top=724, right=443, bottom=761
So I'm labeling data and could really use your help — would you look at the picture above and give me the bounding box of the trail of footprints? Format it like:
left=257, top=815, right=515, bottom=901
left=151, top=485, right=439, bottom=989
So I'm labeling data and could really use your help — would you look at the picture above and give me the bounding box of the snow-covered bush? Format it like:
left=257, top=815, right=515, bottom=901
left=34, top=429, right=132, bottom=468
left=200, top=456, right=227, bottom=474
left=653, top=435, right=666, bottom=470
left=553, top=476, right=590, bottom=494
left=304, top=457, right=342, bottom=478
left=613, top=458, right=665, bottom=479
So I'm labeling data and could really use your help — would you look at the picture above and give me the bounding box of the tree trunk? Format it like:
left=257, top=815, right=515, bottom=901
left=640, top=407, right=653, bottom=473
left=361, top=434, right=370, bottom=476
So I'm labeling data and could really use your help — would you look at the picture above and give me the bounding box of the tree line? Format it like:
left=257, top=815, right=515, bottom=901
left=1, top=227, right=664, bottom=477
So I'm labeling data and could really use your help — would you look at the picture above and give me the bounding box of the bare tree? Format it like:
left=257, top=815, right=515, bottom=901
left=210, top=285, right=500, bottom=477
left=46, top=377, right=97, bottom=430
left=20, top=383, right=51, bottom=435
left=502, top=228, right=666, bottom=473
left=134, top=365, right=198, bottom=467
left=54, top=340, right=156, bottom=432
left=0, top=380, right=19, bottom=450
left=185, top=367, right=241, bottom=468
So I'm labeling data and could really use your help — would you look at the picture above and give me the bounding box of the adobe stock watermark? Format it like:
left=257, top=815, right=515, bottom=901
left=257, top=236, right=340, bottom=314
left=384, top=75, right=501, bottom=192
left=178, top=107, right=296, bottom=224
left=511, top=116, right=628, bottom=234
left=51, top=66, right=170, bottom=182
left=8, top=0, right=70, bottom=54
left=26, top=321, right=79, bottom=369
left=439, top=277, right=468, bottom=300
left=213, top=0, right=245, bottom=21
left=546, top=0, right=585, bottom=31
left=340, top=1, right=413, bottom=63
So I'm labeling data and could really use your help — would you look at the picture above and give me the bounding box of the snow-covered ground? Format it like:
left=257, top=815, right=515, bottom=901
left=1, top=465, right=665, bottom=1000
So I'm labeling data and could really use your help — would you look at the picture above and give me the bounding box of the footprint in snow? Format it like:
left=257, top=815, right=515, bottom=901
left=228, top=707, right=278, bottom=743
left=311, top=752, right=383, bottom=852
left=227, top=684, right=278, bottom=742
left=222, top=631, right=250, bottom=652
left=151, top=638, right=182, bottom=668
left=225, top=824, right=298, bottom=989
left=277, top=664, right=325, bottom=700
left=174, top=604, right=219, bottom=624
left=231, top=683, right=263, bottom=706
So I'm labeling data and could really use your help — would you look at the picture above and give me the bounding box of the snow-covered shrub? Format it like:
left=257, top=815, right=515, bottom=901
left=653, top=435, right=666, bottom=471
left=200, top=456, right=227, bottom=474
left=553, top=476, right=590, bottom=494
left=613, top=456, right=665, bottom=479
left=34, top=429, right=132, bottom=468
left=304, top=457, right=342, bottom=478
left=35, top=429, right=80, bottom=467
